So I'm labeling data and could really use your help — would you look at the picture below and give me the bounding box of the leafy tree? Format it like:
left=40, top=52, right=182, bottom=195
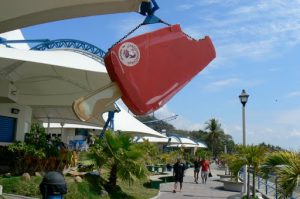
left=8, top=123, right=68, bottom=173
left=133, top=140, right=159, bottom=165
left=190, top=130, right=208, bottom=142
left=90, top=131, right=148, bottom=192
left=258, top=142, right=283, bottom=152
left=137, top=116, right=235, bottom=157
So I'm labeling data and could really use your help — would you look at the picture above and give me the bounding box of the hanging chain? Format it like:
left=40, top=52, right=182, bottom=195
left=108, top=23, right=144, bottom=51
left=160, top=19, right=196, bottom=41
left=108, top=18, right=196, bottom=53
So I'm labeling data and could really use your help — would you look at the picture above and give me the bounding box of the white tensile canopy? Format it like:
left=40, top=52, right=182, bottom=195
left=0, top=0, right=149, bottom=33
left=33, top=104, right=165, bottom=138
left=43, top=123, right=102, bottom=130
left=135, top=136, right=180, bottom=144
left=103, top=106, right=165, bottom=137
left=0, top=32, right=164, bottom=138
left=135, top=135, right=208, bottom=148
left=168, top=137, right=207, bottom=148
left=39, top=105, right=164, bottom=138
left=197, top=141, right=207, bottom=148
left=0, top=47, right=110, bottom=106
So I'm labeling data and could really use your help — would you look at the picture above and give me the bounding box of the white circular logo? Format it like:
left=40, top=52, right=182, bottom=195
left=118, top=42, right=140, bottom=67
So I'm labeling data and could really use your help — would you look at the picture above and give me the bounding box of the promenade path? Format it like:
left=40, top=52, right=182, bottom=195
left=155, top=163, right=242, bottom=199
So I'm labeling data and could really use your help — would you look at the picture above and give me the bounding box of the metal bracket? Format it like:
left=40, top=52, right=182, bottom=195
left=142, top=14, right=161, bottom=25
left=140, top=0, right=161, bottom=25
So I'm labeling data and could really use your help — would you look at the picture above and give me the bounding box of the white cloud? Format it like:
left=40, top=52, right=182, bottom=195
left=111, top=16, right=152, bottom=39
left=287, top=91, right=300, bottom=98
left=276, top=108, right=300, bottom=125
left=195, top=0, right=240, bottom=6
left=183, top=1, right=300, bottom=68
left=203, top=78, right=241, bottom=91
left=155, top=105, right=203, bottom=131
left=224, top=107, right=300, bottom=149
left=211, top=78, right=240, bottom=86
left=176, top=4, right=194, bottom=11
left=290, top=129, right=300, bottom=137
left=118, top=100, right=203, bottom=131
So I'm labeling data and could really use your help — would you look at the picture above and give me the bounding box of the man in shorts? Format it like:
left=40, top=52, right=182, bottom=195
left=200, top=157, right=210, bottom=184
left=173, top=157, right=185, bottom=193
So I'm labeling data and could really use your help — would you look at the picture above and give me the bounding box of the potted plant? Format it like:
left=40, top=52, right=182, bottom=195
left=220, top=153, right=245, bottom=192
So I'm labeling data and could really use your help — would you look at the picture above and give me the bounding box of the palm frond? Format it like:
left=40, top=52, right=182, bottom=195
left=262, top=151, right=300, bottom=198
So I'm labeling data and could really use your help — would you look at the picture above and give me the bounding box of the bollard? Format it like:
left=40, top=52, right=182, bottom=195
left=40, top=171, right=67, bottom=199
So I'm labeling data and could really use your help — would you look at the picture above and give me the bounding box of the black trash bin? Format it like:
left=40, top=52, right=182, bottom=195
left=40, top=171, right=67, bottom=199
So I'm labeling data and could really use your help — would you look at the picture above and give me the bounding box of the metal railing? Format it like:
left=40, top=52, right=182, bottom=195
left=239, top=170, right=300, bottom=199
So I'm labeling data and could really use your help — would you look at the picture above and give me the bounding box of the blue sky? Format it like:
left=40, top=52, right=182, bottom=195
left=22, top=0, right=300, bottom=150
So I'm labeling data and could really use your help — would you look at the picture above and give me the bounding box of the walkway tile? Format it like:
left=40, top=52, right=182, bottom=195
left=155, top=164, right=241, bottom=199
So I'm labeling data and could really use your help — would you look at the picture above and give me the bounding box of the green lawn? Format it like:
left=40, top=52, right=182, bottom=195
left=0, top=174, right=158, bottom=199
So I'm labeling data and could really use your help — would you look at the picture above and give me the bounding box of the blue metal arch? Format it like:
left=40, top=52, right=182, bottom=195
left=31, top=39, right=106, bottom=59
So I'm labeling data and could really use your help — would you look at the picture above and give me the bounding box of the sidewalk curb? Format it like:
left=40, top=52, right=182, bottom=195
left=150, top=191, right=161, bottom=199
left=2, top=193, right=38, bottom=199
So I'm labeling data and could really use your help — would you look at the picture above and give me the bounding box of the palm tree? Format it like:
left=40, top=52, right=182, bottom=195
left=262, top=151, right=300, bottom=198
left=204, top=118, right=224, bottom=157
left=90, top=131, right=148, bottom=192
left=236, top=145, right=267, bottom=198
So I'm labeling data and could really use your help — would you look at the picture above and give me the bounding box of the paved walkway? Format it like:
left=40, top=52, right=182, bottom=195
left=155, top=164, right=242, bottom=199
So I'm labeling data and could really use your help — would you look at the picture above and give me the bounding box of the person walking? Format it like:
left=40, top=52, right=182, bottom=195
left=173, top=157, right=186, bottom=193
left=193, top=157, right=200, bottom=183
left=200, top=157, right=211, bottom=184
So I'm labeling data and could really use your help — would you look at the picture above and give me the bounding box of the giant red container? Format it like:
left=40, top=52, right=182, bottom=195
left=104, top=24, right=216, bottom=115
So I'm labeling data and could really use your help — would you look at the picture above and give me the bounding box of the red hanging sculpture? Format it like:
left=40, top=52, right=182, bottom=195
left=104, top=24, right=216, bottom=115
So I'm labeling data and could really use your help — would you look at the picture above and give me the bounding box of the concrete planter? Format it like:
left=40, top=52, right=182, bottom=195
left=217, top=174, right=233, bottom=180
left=222, top=180, right=243, bottom=192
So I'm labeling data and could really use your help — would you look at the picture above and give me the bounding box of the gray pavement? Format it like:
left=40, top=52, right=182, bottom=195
left=155, top=164, right=242, bottom=199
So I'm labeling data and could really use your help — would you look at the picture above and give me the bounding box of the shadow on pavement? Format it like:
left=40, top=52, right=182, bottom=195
left=227, top=194, right=241, bottom=199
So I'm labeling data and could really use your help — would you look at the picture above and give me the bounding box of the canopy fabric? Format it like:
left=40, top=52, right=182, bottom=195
left=32, top=106, right=101, bottom=126
left=0, top=47, right=110, bottom=106
left=167, top=136, right=200, bottom=148
left=42, top=123, right=102, bottom=130
left=168, top=141, right=207, bottom=148
left=33, top=104, right=165, bottom=138
left=135, top=136, right=179, bottom=144
left=197, top=141, right=207, bottom=148
left=102, top=106, right=166, bottom=137
left=168, top=144, right=198, bottom=148
left=179, top=137, right=197, bottom=145
left=0, top=30, right=30, bottom=49
left=0, top=0, right=148, bottom=33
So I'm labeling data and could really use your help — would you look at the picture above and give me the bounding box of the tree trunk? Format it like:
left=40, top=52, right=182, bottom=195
left=107, top=163, right=118, bottom=192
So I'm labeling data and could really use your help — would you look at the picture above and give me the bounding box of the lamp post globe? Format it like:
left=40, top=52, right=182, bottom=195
left=239, top=89, right=249, bottom=107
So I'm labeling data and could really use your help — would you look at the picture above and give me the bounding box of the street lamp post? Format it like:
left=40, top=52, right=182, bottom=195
left=239, top=89, right=249, bottom=197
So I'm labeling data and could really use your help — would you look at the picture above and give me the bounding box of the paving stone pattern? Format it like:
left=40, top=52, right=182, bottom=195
left=155, top=163, right=242, bottom=199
